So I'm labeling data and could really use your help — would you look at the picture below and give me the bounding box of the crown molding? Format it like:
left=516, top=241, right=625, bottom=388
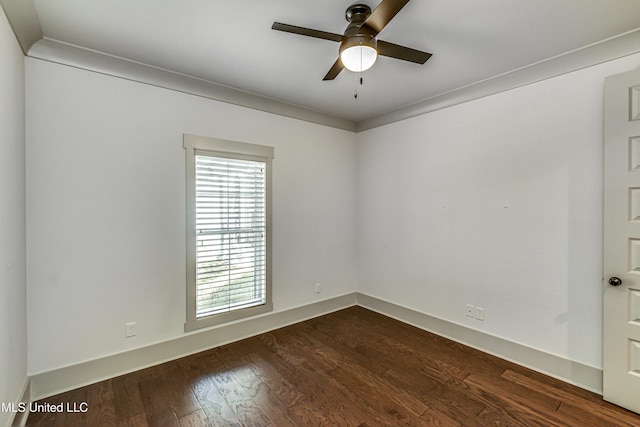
left=0, top=0, right=41, bottom=54
left=28, top=39, right=359, bottom=132
left=357, top=28, right=640, bottom=131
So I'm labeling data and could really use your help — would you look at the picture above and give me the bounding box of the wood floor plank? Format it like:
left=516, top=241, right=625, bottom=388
left=274, top=358, right=379, bottom=425
left=464, top=374, right=568, bottom=427
left=258, top=330, right=310, bottom=367
left=473, top=372, right=562, bottom=413
left=325, top=365, right=424, bottom=425
left=283, top=344, right=395, bottom=426
left=26, top=307, right=640, bottom=426
left=111, top=372, right=147, bottom=422
left=383, top=367, right=487, bottom=426
left=553, top=401, right=629, bottom=427
left=116, top=414, right=148, bottom=427
left=501, top=368, right=640, bottom=426
left=177, top=409, right=210, bottom=427
left=85, top=399, right=117, bottom=426
left=298, top=324, right=431, bottom=416
left=474, top=406, right=533, bottom=427
left=249, top=380, right=301, bottom=426
left=287, top=397, right=358, bottom=427
left=85, top=379, right=113, bottom=407
left=189, top=375, right=240, bottom=427
left=244, top=353, right=307, bottom=408
left=138, top=376, right=179, bottom=427
left=209, top=371, right=271, bottom=427
left=159, top=363, right=202, bottom=419
left=420, top=407, right=463, bottom=427
left=354, top=308, right=519, bottom=378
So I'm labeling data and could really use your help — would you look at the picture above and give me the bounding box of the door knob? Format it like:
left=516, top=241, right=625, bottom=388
left=608, top=277, right=622, bottom=287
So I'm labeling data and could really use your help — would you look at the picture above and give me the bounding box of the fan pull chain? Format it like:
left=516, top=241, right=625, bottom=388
left=354, top=45, right=364, bottom=99
left=359, top=44, right=364, bottom=86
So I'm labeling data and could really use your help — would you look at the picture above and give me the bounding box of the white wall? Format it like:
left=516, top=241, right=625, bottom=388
left=357, top=53, right=640, bottom=368
left=0, top=6, right=27, bottom=427
left=25, top=59, right=358, bottom=375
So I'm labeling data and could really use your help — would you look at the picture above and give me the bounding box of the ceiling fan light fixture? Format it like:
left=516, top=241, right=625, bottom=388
left=272, top=0, right=432, bottom=81
left=340, top=36, right=377, bottom=72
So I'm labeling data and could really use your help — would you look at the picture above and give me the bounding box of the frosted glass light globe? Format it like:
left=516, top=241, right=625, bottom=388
left=340, top=45, right=377, bottom=72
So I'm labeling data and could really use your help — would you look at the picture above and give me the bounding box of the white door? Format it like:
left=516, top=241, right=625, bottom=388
left=603, top=67, right=640, bottom=413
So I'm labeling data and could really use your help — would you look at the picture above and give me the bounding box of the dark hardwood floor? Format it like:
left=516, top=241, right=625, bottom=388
left=26, top=306, right=640, bottom=426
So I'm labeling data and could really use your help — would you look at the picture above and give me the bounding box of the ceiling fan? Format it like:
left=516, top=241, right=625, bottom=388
left=272, top=0, right=432, bottom=81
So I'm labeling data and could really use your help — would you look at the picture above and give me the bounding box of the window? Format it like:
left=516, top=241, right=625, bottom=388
left=184, top=134, right=273, bottom=331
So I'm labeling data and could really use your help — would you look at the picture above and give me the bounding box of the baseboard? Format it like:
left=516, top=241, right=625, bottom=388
left=356, top=293, right=603, bottom=394
left=28, top=291, right=602, bottom=401
left=29, top=293, right=357, bottom=400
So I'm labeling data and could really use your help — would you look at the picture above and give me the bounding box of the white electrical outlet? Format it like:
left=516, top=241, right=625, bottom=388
left=125, top=322, right=136, bottom=337
left=315, top=283, right=322, bottom=294
left=465, top=304, right=474, bottom=317
left=475, top=307, right=485, bottom=321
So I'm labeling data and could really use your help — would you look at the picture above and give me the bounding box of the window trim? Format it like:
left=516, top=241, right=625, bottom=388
left=183, top=134, right=273, bottom=332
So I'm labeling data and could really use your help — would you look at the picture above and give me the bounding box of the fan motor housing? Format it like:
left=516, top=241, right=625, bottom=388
left=344, top=3, right=375, bottom=40
left=345, top=4, right=371, bottom=23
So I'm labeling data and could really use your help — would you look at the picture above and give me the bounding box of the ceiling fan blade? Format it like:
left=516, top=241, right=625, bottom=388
left=376, top=40, right=432, bottom=64
left=323, top=58, right=344, bottom=80
left=362, top=0, right=410, bottom=36
left=272, top=22, right=342, bottom=43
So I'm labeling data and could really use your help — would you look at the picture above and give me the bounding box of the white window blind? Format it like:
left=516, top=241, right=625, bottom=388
left=184, top=134, right=273, bottom=332
left=195, top=154, right=266, bottom=317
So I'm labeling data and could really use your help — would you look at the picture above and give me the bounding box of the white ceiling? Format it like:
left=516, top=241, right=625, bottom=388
left=14, top=0, right=640, bottom=127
